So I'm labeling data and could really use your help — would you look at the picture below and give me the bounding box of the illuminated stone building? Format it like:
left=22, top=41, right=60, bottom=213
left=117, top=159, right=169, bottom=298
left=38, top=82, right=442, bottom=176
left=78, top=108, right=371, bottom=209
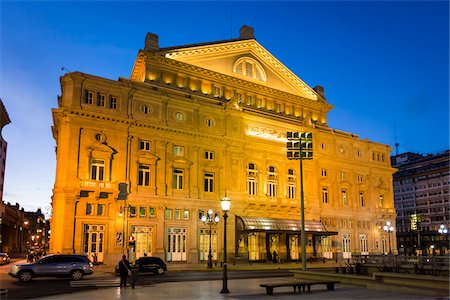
left=50, top=26, right=396, bottom=265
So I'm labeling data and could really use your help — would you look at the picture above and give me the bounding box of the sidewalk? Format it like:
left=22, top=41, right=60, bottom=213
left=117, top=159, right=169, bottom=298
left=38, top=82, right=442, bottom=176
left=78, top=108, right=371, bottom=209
left=36, top=277, right=441, bottom=300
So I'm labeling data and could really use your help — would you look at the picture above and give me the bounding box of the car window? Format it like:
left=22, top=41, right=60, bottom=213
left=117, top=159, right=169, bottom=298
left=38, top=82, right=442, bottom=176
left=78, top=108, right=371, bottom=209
left=40, top=257, right=56, bottom=264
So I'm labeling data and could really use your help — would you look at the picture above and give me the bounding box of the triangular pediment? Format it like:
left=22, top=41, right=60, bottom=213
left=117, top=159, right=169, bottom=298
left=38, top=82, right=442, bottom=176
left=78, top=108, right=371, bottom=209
left=159, top=39, right=318, bottom=101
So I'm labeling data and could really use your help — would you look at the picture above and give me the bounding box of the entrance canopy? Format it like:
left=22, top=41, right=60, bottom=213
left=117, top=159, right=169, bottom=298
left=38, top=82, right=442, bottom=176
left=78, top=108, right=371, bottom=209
left=236, top=216, right=337, bottom=236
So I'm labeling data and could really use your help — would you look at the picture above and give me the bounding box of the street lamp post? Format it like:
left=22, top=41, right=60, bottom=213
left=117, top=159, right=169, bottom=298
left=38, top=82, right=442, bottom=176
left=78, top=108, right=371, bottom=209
left=438, top=224, right=448, bottom=255
left=220, top=195, right=231, bottom=294
left=202, top=209, right=219, bottom=269
left=383, top=221, right=394, bottom=254
left=287, top=132, right=313, bottom=271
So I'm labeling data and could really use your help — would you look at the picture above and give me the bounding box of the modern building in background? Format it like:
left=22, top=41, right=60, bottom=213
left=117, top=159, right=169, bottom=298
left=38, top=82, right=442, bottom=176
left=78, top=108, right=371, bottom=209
left=392, top=151, right=449, bottom=255
left=50, top=26, right=396, bottom=265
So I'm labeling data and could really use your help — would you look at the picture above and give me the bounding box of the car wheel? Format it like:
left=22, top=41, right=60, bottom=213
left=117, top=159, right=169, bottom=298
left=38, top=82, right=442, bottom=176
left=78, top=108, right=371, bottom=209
left=71, top=270, right=84, bottom=280
left=156, top=267, right=165, bottom=275
left=18, top=271, right=33, bottom=282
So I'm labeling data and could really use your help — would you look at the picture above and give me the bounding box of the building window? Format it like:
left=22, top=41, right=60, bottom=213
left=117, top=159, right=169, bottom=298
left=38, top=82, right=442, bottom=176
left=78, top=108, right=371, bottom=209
left=198, top=210, right=204, bottom=220
left=139, top=207, right=146, bottom=217
left=342, top=190, right=348, bottom=206
left=149, top=207, right=156, bottom=217
left=204, top=172, right=214, bottom=192
left=205, top=118, right=215, bottom=127
left=360, top=234, right=369, bottom=254
left=175, top=112, right=184, bottom=121
left=138, top=164, right=150, bottom=186
left=322, top=187, right=329, bottom=204
left=266, top=165, right=278, bottom=197
left=109, top=96, right=117, bottom=109
left=205, top=151, right=214, bottom=160
left=359, top=192, right=365, bottom=207
left=183, top=210, right=189, bottom=220
left=90, top=159, right=105, bottom=181
left=140, top=140, right=151, bottom=151
left=379, top=194, right=384, bottom=207
left=141, top=105, right=151, bottom=114
left=340, top=171, right=346, bottom=180
left=213, top=86, right=221, bottom=98
left=174, top=209, right=181, bottom=220
left=97, top=204, right=104, bottom=216
left=97, top=93, right=106, bottom=106
left=256, top=98, right=263, bottom=108
left=246, top=95, right=253, bottom=106
left=129, top=206, right=136, bottom=217
left=322, top=169, right=327, bottom=177
left=86, top=203, right=93, bottom=215
left=172, top=169, right=184, bottom=189
left=246, top=163, right=258, bottom=196
left=173, top=145, right=185, bottom=156
left=84, top=91, right=94, bottom=104
left=165, top=208, right=172, bottom=220
left=358, top=174, right=364, bottom=183
left=233, top=57, right=267, bottom=82
left=287, top=168, right=296, bottom=199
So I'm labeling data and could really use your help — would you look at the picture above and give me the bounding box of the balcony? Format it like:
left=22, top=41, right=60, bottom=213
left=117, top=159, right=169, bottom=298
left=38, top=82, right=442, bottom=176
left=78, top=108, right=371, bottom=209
left=79, top=179, right=118, bottom=199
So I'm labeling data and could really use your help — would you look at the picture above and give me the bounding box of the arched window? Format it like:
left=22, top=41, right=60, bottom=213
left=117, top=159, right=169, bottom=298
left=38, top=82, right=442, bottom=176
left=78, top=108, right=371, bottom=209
left=233, top=57, right=267, bottom=82
left=287, top=168, right=296, bottom=199
left=266, top=165, right=278, bottom=197
left=246, top=163, right=258, bottom=196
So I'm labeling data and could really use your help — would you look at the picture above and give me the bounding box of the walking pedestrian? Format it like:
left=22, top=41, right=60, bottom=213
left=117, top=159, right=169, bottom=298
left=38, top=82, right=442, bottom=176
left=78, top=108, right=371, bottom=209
left=130, top=264, right=139, bottom=289
left=118, top=254, right=131, bottom=288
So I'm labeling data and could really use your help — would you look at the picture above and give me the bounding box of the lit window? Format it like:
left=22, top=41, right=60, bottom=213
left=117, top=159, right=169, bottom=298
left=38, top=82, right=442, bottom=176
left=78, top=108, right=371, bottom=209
left=340, top=171, right=346, bottom=180
left=149, top=207, right=156, bottom=217
left=174, top=209, right=181, bottom=220
left=165, top=208, right=172, bottom=220
left=342, top=190, right=348, bottom=206
left=322, top=169, right=327, bottom=177
left=379, top=194, right=384, bottom=207
left=358, top=175, right=364, bottom=183
left=173, top=145, right=185, bottom=156
left=129, top=206, right=136, bottom=217
left=142, top=105, right=151, bottom=114
left=183, top=210, right=189, bottom=220
left=139, top=207, right=146, bottom=217
left=359, top=192, right=365, bottom=207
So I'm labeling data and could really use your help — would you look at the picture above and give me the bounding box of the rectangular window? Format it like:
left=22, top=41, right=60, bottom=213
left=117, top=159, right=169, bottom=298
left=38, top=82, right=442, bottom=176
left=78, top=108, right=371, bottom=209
left=183, top=210, right=189, bottom=220
left=86, top=203, right=93, bottom=215
left=322, top=187, right=329, bottom=204
left=173, top=145, right=185, bottom=156
left=109, top=96, right=117, bottom=109
left=359, top=192, right=365, bottom=207
left=358, top=174, right=364, bottom=183
left=84, top=90, right=93, bottom=104
left=340, top=171, right=346, bottom=180
left=204, top=172, right=214, bottom=192
left=149, top=207, right=156, bottom=217
left=129, top=206, right=136, bottom=217
left=379, top=194, right=384, bottom=207
left=139, top=207, right=146, bottom=217
left=198, top=210, right=204, bottom=220
left=172, top=169, right=184, bottom=189
left=90, top=159, right=105, bottom=181
left=204, top=151, right=214, bottom=160
left=165, top=208, right=172, bottom=220
left=97, top=93, right=106, bottom=106
left=322, top=169, right=327, bottom=177
left=97, top=204, right=104, bottom=216
left=342, top=190, right=348, bottom=206
left=139, top=140, right=151, bottom=151
left=287, top=184, right=296, bottom=199
left=174, top=209, right=181, bottom=220
left=138, top=164, right=150, bottom=186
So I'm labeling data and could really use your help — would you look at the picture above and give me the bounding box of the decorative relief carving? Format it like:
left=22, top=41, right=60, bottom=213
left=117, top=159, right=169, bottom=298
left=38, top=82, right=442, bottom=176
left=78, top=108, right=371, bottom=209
left=246, top=124, right=286, bottom=142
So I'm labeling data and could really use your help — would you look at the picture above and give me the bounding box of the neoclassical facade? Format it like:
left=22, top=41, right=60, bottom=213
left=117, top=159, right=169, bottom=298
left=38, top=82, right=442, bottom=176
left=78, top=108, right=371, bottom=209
left=50, top=26, right=396, bottom=265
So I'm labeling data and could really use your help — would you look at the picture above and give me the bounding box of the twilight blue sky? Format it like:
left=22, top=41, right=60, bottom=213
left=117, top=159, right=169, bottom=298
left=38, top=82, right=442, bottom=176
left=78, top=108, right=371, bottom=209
left=1, top=1, right=449, bottom=215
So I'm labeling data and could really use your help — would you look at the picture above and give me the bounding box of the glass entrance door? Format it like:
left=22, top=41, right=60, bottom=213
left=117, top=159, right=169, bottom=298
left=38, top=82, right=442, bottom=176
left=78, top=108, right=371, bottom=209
left=248, top=233, right=260, bottom=261
left=167, top=227, right=186, bottom=262
left=83, top=224, right=104, bottom=263
left=133, top=226, right=153, bottom=258
left=321, top=236, right=333, bottom=259
left=199, top=228, right=218, bottom=261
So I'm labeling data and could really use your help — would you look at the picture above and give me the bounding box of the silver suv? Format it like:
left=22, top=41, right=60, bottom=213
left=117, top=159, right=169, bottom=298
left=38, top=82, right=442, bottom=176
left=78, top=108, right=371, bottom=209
left=9, top=254, right=93, bottom=282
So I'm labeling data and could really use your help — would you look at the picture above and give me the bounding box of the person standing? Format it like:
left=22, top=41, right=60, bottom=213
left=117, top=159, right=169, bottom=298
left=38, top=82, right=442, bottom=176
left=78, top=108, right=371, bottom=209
left=118, top=255, right=131, bottom=288
left=130, top=264, right=139, bottom=289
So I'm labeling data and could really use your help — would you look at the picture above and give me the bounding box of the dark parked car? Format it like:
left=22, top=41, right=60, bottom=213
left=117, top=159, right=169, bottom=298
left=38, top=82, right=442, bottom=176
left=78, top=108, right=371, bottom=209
left=0, top=253, right=11, bottom=265
left=9, top=254, right=93, bottom=282
left=115, top=256, right=167, bottom=275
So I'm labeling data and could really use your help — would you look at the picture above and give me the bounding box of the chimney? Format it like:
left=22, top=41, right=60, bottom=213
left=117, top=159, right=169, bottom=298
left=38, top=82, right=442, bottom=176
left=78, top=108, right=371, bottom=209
left=239, top=25, right=255, bottom=39
left=313, top=85, right=326, bottom=99
left=144, top=33, right=159, bottom=51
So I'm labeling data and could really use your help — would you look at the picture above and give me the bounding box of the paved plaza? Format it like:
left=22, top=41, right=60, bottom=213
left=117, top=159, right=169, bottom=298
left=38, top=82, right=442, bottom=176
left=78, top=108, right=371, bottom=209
left=36, top=277, right=445, bottom=300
